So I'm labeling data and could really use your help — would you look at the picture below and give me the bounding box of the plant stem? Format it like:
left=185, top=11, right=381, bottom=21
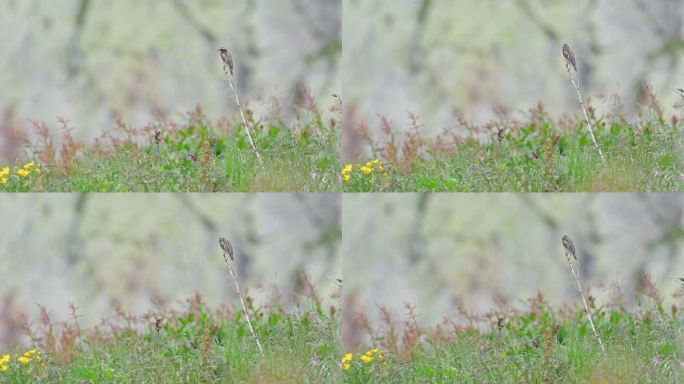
left=565, top=252, right=606, bottom=353
left=225, top=262, right=265, bottom=356
left=567, top=71, right=606, bottom=164
left=225, top=74, right=263, bottom=165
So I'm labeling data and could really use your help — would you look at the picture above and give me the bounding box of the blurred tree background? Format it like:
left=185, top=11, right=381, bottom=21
left=0, top=0, right=341, bottom=160
left=0, top=194, right=340, bottom=348
left=343, top=0, right=684, bottom=157
left=343, top=194, right=684, bottom=334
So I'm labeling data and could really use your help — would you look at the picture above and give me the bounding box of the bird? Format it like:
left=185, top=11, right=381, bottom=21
left=562, top=44, right=577, bottom=72
left=217, top=47, right=234, bottom=76
left=562, top=235, right=577, bottom=260
left=219, top=237, right=234, bottom=261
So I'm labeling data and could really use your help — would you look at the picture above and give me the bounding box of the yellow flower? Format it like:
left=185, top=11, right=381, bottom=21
left=18, top=356, right=29, bottom=365
left=0, top=167, right=8, bottom=177
left=0, top=177, right=6, bottom=185
left=341, top=163, right=353, bottom=182
left=360, top=353, right=372, bottom=363
left=360, top=165, right=372, bottom=174
left=0, top=354, right=9, bottom=365
left=34, top=167, right=41, bottom=175
left=23, top=162, right=34, bottom=170
left=341, top=352, right=352, bottom=370
left=16, top=169, right=29, bottom=177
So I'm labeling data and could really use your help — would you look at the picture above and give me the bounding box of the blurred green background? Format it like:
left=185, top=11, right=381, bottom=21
left=342, top=0, right=684, bottom=157
left=0, top=0, right=341, bottom=160
left=342, top=193, right=684, bottom=343
left=0, top=193, right=341, bottom=348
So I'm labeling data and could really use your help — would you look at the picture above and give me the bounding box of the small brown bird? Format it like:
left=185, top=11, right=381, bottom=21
left=562, top=235, right=577, bottom=260
left=217, top=47, right=234, bottom=76
left=219, top=237, right=234, bottom=261
left=562, top=44, right=577, bottom=72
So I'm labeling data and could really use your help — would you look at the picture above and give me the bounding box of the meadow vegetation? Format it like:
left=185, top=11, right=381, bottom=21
left=0, top=88, right=340, bottom=192
left=4, top=267, right=684, bottom=383
left=344, top=87, right=684, bottom=192
left=1, top=273, right=341, bottom=383
left=343, top=274, right=684, bottom=383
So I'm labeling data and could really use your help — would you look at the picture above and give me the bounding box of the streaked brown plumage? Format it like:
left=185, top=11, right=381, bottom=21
left=562, top=44, right=577, bottom=72
left=219, top=237, right=234, bottom=261
left=562, top=235, right=577, bottom=260
left=218, top=47, right=233, bottom=76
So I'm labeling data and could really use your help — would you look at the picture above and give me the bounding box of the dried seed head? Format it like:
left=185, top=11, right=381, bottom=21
left=562, top=44, right=577, bottom=72
left=218, top=47, right=234, bottom=76
left=562, top=235, right=577, bottom=260
left=155, top=318, right=163, bottom=332
left=154, top=130, right=162, bottom=145
left=219, top=237, right=234, bottom=261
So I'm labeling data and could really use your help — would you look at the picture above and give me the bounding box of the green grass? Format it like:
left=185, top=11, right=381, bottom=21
left=2, top=286, right=342, bottom=383
left=0, top=107, right=340, bottom=192
left=3, top=278, right=684, bottom=382
left=344, top=110, right=684, bottom=192
left=342, top=287, right=684, bottom=383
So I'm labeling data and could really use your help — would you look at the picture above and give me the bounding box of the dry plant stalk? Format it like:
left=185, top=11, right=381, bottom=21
left=217, top=48, right=263, bottom=165
left=561, top=235, right=606, bottom=353
left=219, top=237, right=265, bottom=356
left=561, top=44, right=606, bottom=164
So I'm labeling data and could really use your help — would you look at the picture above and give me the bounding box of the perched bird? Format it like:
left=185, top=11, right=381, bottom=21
left=562, top=235, right=577, bottom=260
left=219, top=237, right=234, bottom=261
left=562, top=44, right=577, bottom=72
left=217, top=47, right=234, bottom=76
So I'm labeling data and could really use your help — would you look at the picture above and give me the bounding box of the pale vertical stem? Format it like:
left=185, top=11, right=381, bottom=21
left=568, top=71, right=606, bottom=164
left=226, top=262, right=265, bottom=356
left=225, top=72, right=263, bottom=165
left=566, top=253, right=606, bottom=353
